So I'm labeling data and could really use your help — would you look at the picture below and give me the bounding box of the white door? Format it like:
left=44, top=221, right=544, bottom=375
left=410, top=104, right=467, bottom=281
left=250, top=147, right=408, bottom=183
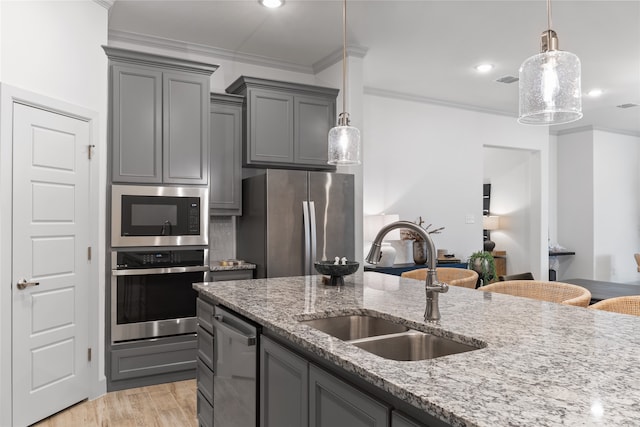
left=12, top=103, right=91, bottom=426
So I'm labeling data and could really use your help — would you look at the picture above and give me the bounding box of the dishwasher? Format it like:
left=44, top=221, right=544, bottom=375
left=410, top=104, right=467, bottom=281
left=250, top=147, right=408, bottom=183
left=212, top=305, right=260, bottom=427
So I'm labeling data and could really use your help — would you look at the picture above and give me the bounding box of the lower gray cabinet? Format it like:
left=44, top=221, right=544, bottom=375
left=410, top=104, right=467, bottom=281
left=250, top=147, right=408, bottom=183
left=309, top=364, right=390, bottom=427
left=260, top=335, right=309, bottom=427
left=392, top=411, right=427, bottom=427
left=197, top=390, right=214, bottom=427
left=206, top=269, right=254, bottom=282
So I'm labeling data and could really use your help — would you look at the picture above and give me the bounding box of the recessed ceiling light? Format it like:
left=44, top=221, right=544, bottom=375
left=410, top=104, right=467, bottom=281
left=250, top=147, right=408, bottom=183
left=587, top=89, right=604, bottom=97
left=475, top=63, right=494, bottom=73
left=259, top=0, right=284, bottom=8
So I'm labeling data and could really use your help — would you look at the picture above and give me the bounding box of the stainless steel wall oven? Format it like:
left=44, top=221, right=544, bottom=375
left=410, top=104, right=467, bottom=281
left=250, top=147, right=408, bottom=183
left=111, top=248, right=208, bottom=343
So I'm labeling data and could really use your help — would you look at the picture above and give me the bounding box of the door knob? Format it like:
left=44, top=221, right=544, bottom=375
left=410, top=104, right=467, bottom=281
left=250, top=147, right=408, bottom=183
left=16, top=279, right=40, bottom=290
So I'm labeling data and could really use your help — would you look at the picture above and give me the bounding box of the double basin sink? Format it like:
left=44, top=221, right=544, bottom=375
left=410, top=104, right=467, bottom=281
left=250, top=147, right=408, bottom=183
left=299, top=314, right=481, bottom=361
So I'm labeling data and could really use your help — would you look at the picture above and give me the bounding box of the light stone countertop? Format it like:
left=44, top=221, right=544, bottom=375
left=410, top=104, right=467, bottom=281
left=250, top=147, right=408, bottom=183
left=194, top=272, right=640, bottom=427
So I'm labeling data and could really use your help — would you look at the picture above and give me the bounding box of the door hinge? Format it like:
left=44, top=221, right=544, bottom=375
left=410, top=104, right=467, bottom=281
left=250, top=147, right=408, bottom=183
left=88, top=144, right=95, bottom=160
left=88, top=348, right=92, bottom=362
left=87, top=246, right=92, bottom=261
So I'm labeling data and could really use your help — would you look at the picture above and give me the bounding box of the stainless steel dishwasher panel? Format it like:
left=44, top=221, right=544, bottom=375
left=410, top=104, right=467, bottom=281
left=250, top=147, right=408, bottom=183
left=213, top=305, right=259, bottom=427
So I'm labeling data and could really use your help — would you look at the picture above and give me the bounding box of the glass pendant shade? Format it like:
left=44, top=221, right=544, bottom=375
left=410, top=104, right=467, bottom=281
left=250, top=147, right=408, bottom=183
left=328, top=124, right=361, bottom=165
left=518, top=49, right=582, bottom=125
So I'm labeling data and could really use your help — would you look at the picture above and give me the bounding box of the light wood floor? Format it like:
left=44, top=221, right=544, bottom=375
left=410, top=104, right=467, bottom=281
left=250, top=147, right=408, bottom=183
left=33, top=379, right=197, bottom=427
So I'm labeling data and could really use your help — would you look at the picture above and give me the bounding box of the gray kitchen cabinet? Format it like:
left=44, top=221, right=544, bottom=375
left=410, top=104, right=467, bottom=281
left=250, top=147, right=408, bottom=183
left=309, top=364, right=390, bottom=427
left=104, top=46, right=217, bottom=184
left=226, top=76, right=338, bottom=170
left=210, top=93, right=244, bottom=215
left=205, top=269, right=254, bottom=282
left=260, top=335, right=309, bottom=427
left=392, top=411, right=427, bottom=427
left=196, top=298, right=215, bottom=427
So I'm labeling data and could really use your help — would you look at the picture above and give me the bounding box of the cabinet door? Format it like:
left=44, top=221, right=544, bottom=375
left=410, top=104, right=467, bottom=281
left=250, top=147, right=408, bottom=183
left=392, top=411, right=426, bottom=427
left=248, top=89, right=294, bottom=165
left=260, top=336, right=308, bottom=427
left=309, top=364, right=390, bottom=427
left=210, top=101, right=242, bottom=214
left=163, top=72, right=209, bottom=184
left=111, top=63, right=162, bottom=183
left=294, top=95, right=334, bottom=167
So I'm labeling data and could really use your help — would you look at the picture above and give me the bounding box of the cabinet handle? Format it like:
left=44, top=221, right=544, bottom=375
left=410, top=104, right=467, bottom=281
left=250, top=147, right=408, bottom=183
left=212, top=315, right=256, bottom=346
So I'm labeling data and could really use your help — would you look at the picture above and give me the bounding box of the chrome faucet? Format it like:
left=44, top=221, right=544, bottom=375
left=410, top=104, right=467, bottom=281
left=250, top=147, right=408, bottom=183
left=365, top=220, right=449, bottom=322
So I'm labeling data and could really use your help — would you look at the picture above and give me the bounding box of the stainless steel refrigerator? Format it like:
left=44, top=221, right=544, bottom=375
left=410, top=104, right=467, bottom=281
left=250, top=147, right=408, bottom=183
left=237, top=169, right=355, bottom=278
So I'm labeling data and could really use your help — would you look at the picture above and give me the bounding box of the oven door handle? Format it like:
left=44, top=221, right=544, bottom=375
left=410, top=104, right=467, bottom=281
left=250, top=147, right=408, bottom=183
left=112, top=265, right=209, bottom=276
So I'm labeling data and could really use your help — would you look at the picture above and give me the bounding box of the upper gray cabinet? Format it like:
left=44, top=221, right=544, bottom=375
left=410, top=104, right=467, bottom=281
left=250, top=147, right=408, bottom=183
left=226, top=76, right=339, bottom=170
left=209, top=93, right=244, bottom=215
left=104, top=46, right=218, bottom=184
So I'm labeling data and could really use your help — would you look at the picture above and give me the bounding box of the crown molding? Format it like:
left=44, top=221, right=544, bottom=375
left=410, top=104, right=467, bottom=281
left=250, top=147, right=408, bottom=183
left=92, top=0, right=114, bottom=10
left=108, top=29, right=315, bottom=75
left=364, top=86, right=515, bottom=118
left=552, top=125, right=640, bottom=138
left=312, top=45, right=369, bottom=74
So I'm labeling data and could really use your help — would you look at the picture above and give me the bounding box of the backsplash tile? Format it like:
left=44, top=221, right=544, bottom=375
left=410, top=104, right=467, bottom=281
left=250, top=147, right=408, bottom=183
left=209, top=216, right=235, bottom=261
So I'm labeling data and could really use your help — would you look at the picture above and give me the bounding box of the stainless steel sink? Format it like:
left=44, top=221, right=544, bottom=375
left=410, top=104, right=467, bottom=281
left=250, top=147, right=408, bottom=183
left=350, top=331, right=480, bottom=361
left=299, top=315, right=409, bottom=341
left=299, top=314, right=482, bottom=361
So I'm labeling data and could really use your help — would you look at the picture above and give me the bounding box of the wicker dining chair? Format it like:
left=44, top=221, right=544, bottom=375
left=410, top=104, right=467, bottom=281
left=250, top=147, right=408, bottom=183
left=479, top=280, right=591, bottom=307
left=401, top=268, right=479, bottom=289
left=589, top=295, right=640, bottom=316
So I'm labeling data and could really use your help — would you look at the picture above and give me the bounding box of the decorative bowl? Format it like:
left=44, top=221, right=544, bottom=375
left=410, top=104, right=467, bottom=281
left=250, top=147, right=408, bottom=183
left=314, top=261, right=359, bottom=286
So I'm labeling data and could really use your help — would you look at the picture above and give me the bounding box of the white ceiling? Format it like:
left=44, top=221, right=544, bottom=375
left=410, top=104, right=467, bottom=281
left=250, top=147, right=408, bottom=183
left=109, top=0, right=640, bottom=135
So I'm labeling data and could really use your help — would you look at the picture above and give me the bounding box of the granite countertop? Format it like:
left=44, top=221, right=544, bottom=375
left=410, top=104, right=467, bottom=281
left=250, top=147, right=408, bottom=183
left=209, top=260, right=256, bottom=271
left=194, top=272, right=640, bottom=427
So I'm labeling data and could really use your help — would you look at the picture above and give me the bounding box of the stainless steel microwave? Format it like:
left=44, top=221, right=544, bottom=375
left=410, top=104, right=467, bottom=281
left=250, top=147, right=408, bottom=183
left=111, top=185, right=209, bottom=247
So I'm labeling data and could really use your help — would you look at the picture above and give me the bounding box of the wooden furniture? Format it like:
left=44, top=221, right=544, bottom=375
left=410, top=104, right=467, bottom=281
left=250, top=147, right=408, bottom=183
left=226, top=76, right=338, bottom=170
left=401, top=268, right=478, bottom=289
left=480, top=280, right=592, bottom=307
left=209, top=93, right=244, bottom=215
left=104, top=46, right=217, bottom=185
left=563, top=278, right=640, bottom=303
left=492, top=250, right=507, bottom=278
left=589, top=296, right=640, bottom=316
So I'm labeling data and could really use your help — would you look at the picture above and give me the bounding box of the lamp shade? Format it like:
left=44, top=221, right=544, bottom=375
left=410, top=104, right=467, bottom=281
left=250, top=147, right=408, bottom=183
left=483, top=215, right=500, bottom=231
left=364, top=214, right=400, bottom=241
left=328, top=124, right=361, bottom=165
left=518, top=50, right=582, bottom=125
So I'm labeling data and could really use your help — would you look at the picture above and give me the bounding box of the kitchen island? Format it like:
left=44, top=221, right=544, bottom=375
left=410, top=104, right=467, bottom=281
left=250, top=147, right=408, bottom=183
left=194, top=272, right=640, bottom=427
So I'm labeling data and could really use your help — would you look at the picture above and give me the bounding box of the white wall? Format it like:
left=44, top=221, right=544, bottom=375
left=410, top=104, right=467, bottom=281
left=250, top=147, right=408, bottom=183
left=557, top=128, right=640, bottom=282
left=0, top=1, right=109, bottom=421
left=363, top=92, right=549, bottom=274
left=484, top=147, right=535, bottom=277
left=593, top=130, right=640, bottom=282
left=557, top=130, right=595, bottom=279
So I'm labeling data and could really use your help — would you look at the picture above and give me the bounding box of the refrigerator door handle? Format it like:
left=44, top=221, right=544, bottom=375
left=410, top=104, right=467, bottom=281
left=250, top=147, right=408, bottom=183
left=309, top=201, right=317, bottom=268
left=303, top=201, right=311, bottom=275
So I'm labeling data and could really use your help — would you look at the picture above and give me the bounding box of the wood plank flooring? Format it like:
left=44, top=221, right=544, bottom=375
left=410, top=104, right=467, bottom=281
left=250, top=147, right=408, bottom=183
left=33, top=379, right=197, bottom=427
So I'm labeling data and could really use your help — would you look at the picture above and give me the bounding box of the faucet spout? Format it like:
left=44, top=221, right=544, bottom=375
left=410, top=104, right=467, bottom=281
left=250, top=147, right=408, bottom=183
left=366, top=220, right=448, bottom=322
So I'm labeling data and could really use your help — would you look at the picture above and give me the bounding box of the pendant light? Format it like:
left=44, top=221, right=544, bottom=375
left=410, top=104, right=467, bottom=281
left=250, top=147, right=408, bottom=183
left=327, top=0, right=361, bottom=165
left=518, top=0, right=582, bottom=125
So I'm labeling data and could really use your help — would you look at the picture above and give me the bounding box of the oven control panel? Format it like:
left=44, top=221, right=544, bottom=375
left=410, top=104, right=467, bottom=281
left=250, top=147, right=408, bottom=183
left=114, top=249, right=205, bottom=269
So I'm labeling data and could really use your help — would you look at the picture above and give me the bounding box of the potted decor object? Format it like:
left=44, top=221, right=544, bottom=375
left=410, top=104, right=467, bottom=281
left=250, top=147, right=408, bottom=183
left=468, top=251, right=496, bottom=286
left=400, top=216, right=445, bottom=265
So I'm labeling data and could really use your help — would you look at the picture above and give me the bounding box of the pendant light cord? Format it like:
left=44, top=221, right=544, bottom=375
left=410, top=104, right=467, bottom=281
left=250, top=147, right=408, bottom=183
left=341, top=0, right=347, bottom=115
left=547, top=0, right=552, bottom=30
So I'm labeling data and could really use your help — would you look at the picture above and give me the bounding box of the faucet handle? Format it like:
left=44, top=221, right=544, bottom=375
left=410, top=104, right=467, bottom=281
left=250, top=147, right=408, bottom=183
left=427, top=282, right=449, bottom=293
